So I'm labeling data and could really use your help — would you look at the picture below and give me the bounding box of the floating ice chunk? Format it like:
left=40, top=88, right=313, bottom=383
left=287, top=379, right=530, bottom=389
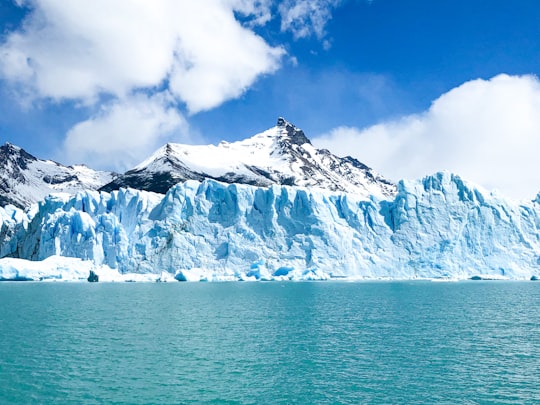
left=175, top=268, right=209, bottom=282
left=0, top=256, right=117, bottom=281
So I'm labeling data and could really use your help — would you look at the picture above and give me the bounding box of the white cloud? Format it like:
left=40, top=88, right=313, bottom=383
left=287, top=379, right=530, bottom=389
left=0, top=0, right=285, bottom=112
left=168, top=1, right=284, bottom=113
left=230, top=0, right=273, bottom=26
left=0, top=0, right=347, bottom=111
left=0, top=0, right=348, bottom=171
left=278, top=0, right=342, bottom=39
left=313, top=74, right=540, bottom=200
left=63, top=93, right=188, bottom=171
left=0, top=0, right=291, bottom=170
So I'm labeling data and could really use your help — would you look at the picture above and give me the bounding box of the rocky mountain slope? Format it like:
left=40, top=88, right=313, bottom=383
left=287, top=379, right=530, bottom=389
left=0, top=143, right=115, bottom=209
left=1, top=118, right=394, bottom=209
left=100, top=118, right=396, bottom=199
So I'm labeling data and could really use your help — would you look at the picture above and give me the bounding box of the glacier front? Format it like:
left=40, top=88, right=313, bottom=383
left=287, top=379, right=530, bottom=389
left=1, top=172, right=539, bottom=281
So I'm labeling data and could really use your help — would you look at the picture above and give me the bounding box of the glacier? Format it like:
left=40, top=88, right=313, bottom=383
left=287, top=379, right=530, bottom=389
left=1, top=171, right=539, bottom=281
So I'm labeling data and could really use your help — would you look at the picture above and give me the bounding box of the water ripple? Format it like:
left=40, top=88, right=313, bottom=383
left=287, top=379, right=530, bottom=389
left=0, top=281, right=539, bottom=404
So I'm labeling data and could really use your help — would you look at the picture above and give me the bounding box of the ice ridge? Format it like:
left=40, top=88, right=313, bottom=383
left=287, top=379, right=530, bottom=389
left=1, top=171, right=539, bottom=281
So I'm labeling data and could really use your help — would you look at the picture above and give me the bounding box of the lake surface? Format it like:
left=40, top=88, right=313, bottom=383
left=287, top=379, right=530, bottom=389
left=0, top=281, right=539, bottom=404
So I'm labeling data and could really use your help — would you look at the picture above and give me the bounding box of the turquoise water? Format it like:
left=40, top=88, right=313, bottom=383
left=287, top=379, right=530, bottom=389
left=0, top=281, right=539, bottom=404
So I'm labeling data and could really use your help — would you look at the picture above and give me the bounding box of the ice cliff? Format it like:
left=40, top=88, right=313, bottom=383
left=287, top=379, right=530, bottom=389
left=1, top=171, right=539, bottom=281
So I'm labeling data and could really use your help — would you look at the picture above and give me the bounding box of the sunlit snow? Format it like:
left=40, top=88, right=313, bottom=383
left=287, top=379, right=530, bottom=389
left=1, top=172, right=539, bottom=282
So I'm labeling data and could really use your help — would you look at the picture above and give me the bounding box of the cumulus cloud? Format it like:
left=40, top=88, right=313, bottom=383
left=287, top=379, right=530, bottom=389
left=313, top=74, right=540, bottom=200
left=168, top=2, right=284, bottom=113
left=63, top=93, right=188, bottom=171
left=0, top=0, right=291, bottom=168
left=0, top=0, right=285, bottom=112
left=0, top=0, right=345, bottom=169
left=231, top=0, right=273, bottom=26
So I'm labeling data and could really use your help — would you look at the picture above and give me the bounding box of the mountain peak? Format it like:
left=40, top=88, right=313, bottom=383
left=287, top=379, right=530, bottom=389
left=276, top=117, right=311, bottom=146
left=101, top=118, right=395, bottom=198
left=2, top=141, right=24, bottom=154
left=164, top=143, right=175, bottom=154
left=276, top=117, right=289, bottom=127
left=0, top=142, right=37, bottom=170
left=0, top=142, right=115, bottom=209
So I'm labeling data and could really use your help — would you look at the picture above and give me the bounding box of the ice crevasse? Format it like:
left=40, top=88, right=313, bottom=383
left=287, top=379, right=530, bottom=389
left=1, top=171, right=540, bottom=281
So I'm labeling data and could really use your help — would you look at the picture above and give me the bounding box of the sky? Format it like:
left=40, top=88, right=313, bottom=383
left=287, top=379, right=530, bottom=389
left=1, top=0, right=540, bottom=199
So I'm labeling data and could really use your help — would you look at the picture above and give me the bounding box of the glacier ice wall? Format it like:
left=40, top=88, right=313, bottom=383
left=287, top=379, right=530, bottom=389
left=1, top=172, right=540, bottom=280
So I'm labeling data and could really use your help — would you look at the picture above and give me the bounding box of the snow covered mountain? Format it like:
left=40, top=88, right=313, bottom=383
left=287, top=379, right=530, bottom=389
left=1, top=118, right=394, bottom=209
left=2, top=118, right=539, bottom=282
left=0, top=142, right=116, bottom=209
left=1, top=172, right=539, bottom=281
left=101, top=118, right=396, bottom=199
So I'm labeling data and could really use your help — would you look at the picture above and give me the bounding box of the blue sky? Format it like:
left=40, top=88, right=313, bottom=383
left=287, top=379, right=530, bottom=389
left=1, top=0, right=540, bottom=198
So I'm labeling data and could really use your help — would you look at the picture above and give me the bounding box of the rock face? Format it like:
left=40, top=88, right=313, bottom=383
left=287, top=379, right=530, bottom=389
left=1, top=119, right=394, bottom=209
left=0, top=143, right=116, bottom=209
left=1, top=172, right=539, bottom=281
left=100, top=118, right=396, bottom=200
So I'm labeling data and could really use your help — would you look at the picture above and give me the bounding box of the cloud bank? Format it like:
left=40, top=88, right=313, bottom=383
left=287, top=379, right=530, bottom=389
left=0, top=0, right=285, bottom=110
left=64, top=93, right=187, bottom=171
left=314, top=74, right=540, bottom=200
left=0, top=1, right=341, bottom=170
